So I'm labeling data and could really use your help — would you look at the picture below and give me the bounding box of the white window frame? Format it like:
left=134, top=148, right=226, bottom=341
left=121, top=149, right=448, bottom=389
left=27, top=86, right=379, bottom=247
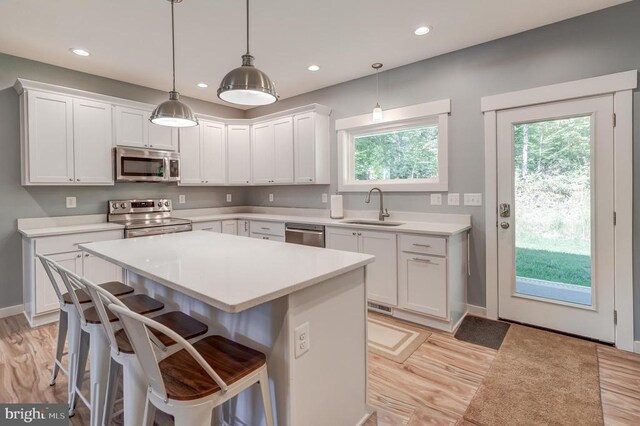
left=482, top=70, right=637, bottom=352
left=336, top=99, right=450, bottom=192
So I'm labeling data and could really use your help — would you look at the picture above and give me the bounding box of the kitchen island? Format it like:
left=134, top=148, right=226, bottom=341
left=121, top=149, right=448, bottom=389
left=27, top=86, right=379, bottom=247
left=80, top=231, right=374, bottom=426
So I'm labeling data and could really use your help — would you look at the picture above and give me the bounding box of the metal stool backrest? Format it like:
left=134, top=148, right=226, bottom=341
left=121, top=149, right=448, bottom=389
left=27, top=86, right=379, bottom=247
left=35, top=253, right=68, bottom=309
left=108, top=304, right=229, bottom=402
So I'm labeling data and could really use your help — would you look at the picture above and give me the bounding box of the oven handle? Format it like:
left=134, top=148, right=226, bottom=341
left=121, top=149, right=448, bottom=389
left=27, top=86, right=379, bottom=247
left=126, top=225, right=191, bottom=238
left=285, top=228, right=324, bottom=236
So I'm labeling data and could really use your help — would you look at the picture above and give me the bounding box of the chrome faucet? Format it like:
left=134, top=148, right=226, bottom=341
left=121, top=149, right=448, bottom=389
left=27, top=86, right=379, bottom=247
left=365, top=187, right=390, bottom=221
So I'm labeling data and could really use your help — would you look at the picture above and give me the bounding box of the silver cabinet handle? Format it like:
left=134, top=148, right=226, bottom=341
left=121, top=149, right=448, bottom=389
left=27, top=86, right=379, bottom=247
left=76, top=253, right=82, bottom=258
left=261, top=227, right=270, bottom=230
left=413, top=243, right=431, bottom=248
left=69, top=178, right=73, bottom=181
left=84, top=253, right=90, bottom=257
left=412, top=257, right=433, bottom=263
left=352, top=232, right=356, bottom=236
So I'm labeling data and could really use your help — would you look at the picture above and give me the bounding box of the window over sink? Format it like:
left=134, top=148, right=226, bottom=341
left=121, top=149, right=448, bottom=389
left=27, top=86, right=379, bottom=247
left=336, top=99, right=450, bottom=192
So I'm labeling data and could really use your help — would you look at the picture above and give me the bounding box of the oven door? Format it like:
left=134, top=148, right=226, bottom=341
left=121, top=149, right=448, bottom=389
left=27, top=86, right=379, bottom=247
left=125, top=224, right=192, bottom=238
left=116, top=148, right=173, bottom=182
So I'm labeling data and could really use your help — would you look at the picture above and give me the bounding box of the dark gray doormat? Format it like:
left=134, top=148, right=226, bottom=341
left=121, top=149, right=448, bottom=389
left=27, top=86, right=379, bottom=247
left=454, top=315, right=511, bottom=350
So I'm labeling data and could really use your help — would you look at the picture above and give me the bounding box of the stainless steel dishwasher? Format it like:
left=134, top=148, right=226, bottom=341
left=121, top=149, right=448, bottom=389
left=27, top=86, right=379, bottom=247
left=285, top=223, right=325, bottom=248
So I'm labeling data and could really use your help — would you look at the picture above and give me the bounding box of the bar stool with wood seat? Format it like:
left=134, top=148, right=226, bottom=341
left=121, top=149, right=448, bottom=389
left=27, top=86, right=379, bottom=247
left=54, top=263, right=165, bottom=426
left=79, top=277, right=209, bottom=426
left=36, top=254, right=134, bottom=406
left=108, top=304, right=275, bottom=426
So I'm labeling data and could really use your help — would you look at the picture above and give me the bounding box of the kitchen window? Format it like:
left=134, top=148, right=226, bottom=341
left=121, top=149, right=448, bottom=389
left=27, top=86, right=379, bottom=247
left=336, top=99, right=450, bottom=192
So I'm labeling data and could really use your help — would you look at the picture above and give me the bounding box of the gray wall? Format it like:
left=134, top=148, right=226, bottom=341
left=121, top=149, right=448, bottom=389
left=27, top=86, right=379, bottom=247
left=245, top=2, right=640, bottom=338
left=0, top=53, right=246, bottom=309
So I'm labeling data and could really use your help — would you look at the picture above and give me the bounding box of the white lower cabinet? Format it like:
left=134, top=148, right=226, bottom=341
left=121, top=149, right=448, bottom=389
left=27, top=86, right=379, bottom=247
left=325, top=227, right=397, bottom=306
left=193, top=221, right=222, bottom=233
left=35, top=251, right=82, bottom=314
left=237, top=220, right=250, bottom=237
left=221, top=220, right=238, bottom=235
left=249, top=220, right=285, bottom=241
left=398, top=252, right=447, bottom=319
left=83, top=252, right=122, bottom=284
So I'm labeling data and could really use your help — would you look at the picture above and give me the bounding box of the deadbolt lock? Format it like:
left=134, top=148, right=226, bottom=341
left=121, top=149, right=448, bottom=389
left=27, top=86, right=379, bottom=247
left=499, top=203, right=511, bottom=218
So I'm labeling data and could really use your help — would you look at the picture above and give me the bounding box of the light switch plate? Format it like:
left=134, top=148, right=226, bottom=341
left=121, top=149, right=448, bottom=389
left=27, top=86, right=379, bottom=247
left=178, top=195, right=186, bottom=204
left=226, top=194, right=232, bottom=202
left=464, top=193, right=482, bottom=206
left=66, top=197, right=76, bottom=209
left=269, top=193, right=274, bottom=202
left=447, top=193, right=460, bottom=206
left=430, top=194, right=442, bottom=206
left=322, top=193, right=328, bottom=203
left=294, top=322, right=310, bottom=358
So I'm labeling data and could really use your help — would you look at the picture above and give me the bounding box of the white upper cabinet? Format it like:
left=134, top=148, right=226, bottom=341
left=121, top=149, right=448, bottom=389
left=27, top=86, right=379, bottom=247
left=252, top=117, right=294, bottom=184
left=179, top=119, right=226, bottom=185
left=294, top=112, right=330, bottom=184
left=115, top=105, right=177, bottom=151
left=25, top=91, right=74, bottom=184
left=227, top=125, right=251, bottom=185
left=73, top=98, right=113, bottom=184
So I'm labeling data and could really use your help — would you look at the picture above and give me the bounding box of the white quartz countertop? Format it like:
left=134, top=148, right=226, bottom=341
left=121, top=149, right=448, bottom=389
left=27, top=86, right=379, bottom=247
left=18, top=221, right=125, bottom=238
left=181, top=212, right=471, bottom=236
left=80, top=231, right=374, bottom=313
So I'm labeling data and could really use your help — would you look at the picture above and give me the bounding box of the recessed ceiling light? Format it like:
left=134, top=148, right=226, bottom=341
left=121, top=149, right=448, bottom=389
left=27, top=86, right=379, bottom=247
left=69, top=48, right=90, bottom=57
left=307, top=65, right=320, bottom=72
left=196, top=82, right=209, bottom=88
left=414, top=26, right=431, bottom=36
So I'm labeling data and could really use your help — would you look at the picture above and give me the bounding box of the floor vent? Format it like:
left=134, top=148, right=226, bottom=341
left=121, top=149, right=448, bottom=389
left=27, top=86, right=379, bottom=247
left=368, top=302, right=392, bottom=314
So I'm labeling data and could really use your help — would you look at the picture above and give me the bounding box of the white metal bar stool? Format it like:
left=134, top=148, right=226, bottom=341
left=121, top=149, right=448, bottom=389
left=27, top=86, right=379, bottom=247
left=80, top=277, right=209, bottom=426
left=108, top=304, right=275, bottom=426
left=55, top=264, right=164, bottom=426
left=36, top=254, right=134, bottom=407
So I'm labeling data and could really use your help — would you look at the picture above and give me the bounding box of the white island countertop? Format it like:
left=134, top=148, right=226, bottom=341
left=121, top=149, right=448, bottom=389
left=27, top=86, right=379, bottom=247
left=80, top=231, right=374, bottom=313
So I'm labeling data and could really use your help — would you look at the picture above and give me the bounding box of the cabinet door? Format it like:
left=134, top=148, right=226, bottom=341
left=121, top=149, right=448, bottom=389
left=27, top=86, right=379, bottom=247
left=252, top=122, right=275, bottom=184
left=359, top=230, right=398, bottom=306
left=398, top=252, right=447, bottom=319
left=227, top=125, right=251, bottom=185
left=294, top=112, right=316, bottom=183
left=237, top=220, right=250, bottom=237
left=272, top=117, right=294, bottom=184
left=27, top=90, right=74, bottom=183
left=193, top=221, right=222, bottom=233
left=73, top=98, right=114, bottom=184
left=201, top=121, right=226, bottom=185
left=115, top=106, right=149, bottom=148
left=221, top=220, right=238, bottom=235
left=149, top=123, right=177, bottom=151
left=178, top=125, right=202, bottom=184
left=35, top=251, right=81, bottom=314
left=325, top=227, right=359, bottom=253
left=82, top=253, right=122, bottom=284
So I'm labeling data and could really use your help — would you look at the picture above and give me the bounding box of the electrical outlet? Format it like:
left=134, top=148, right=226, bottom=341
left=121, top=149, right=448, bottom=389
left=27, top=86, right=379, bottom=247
left=294, top=322, right=310, bottom=358
left=430, top=194, right=442, bottom=206
left=226, top=194, right=232, bottom=202
left=178, top=195, right=186, bottom=204
left=66, top=197, right=76, bottom=209
left=447, top=193, right=460, bottom=206
left=269, top=193, right=274, bottom=202
left=464, top=193, right=482, bottom=206
left=322, top=193, right=328, bottom=203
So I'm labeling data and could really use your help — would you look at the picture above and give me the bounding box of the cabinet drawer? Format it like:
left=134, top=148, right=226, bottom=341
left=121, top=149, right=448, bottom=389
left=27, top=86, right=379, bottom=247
left=193, top=221, right=222, bottom=233
left=250, top=221, right=285, bottom=237
left=250, top=232, right=285, bottom=242
left=35, top=230, right=123, bottom=255
left=399, top=234, right=446, bottom=257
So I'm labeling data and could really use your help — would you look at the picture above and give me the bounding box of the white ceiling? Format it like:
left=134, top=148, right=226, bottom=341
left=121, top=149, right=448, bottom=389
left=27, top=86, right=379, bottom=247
left=0, top=0, right=628, bottom=110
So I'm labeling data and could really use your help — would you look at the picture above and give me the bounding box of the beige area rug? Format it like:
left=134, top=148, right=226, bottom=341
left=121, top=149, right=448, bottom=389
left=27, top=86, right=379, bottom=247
left=464, top=324, right=604, bottom=426
left=367, top=318, right=430, bottom=363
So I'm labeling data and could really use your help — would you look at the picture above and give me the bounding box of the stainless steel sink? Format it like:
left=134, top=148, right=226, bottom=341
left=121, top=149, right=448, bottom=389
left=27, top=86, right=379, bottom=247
left=340, top=219, right=404, bottom=227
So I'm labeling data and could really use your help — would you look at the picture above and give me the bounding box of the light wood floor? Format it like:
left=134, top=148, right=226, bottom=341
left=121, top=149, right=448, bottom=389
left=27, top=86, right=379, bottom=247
left=1, top=312, right=639, bottom=425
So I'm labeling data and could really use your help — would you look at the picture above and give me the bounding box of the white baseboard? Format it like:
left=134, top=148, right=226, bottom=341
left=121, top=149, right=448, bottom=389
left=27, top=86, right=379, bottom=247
left=466, top=304, right=487, bottom=317
left=634, top=341, right=640, bottom=354
left=0, top=304, right=23, bottom=319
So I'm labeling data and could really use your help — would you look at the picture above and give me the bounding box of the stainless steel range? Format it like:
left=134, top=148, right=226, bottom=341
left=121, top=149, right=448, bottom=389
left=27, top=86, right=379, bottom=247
left=108, top=199, right=192, bottom=238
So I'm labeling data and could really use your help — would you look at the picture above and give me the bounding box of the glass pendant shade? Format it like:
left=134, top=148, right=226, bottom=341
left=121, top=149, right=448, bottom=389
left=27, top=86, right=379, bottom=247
left=150, top=90, right=198, bottom=128
left=218, top=54, right=278, bottom=106
left=372, top=103, right=383, bottom=122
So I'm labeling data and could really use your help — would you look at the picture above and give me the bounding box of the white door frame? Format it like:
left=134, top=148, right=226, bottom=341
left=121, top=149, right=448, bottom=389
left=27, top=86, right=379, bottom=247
left=482, top=70, right=637, bottom=351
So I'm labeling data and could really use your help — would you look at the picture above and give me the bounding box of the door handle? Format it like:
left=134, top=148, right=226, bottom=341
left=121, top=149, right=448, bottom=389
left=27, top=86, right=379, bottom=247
left=500, top=222, right=510, bottom=229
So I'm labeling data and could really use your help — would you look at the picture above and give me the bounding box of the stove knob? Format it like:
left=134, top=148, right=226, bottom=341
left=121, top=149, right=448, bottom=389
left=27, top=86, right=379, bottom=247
left=157, top=201, right=163, bottom=208
left=164, top=201, right=170, bottom=207
left=111, top=203, right=118, bottom=209
left=120, top=203, right=127, bottom=209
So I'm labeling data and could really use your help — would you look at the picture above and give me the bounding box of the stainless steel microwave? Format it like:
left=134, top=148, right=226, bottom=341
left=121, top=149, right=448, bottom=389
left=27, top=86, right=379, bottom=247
left=115, top=147, right=180, bottom=182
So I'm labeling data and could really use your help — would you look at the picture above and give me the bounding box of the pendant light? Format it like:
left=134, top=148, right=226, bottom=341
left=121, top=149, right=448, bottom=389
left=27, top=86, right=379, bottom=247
left=150, top=0, right=198, bottom=128
left=217, top=0, right=278, bottom=106
left=372, top=63, right=383, bottom=122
